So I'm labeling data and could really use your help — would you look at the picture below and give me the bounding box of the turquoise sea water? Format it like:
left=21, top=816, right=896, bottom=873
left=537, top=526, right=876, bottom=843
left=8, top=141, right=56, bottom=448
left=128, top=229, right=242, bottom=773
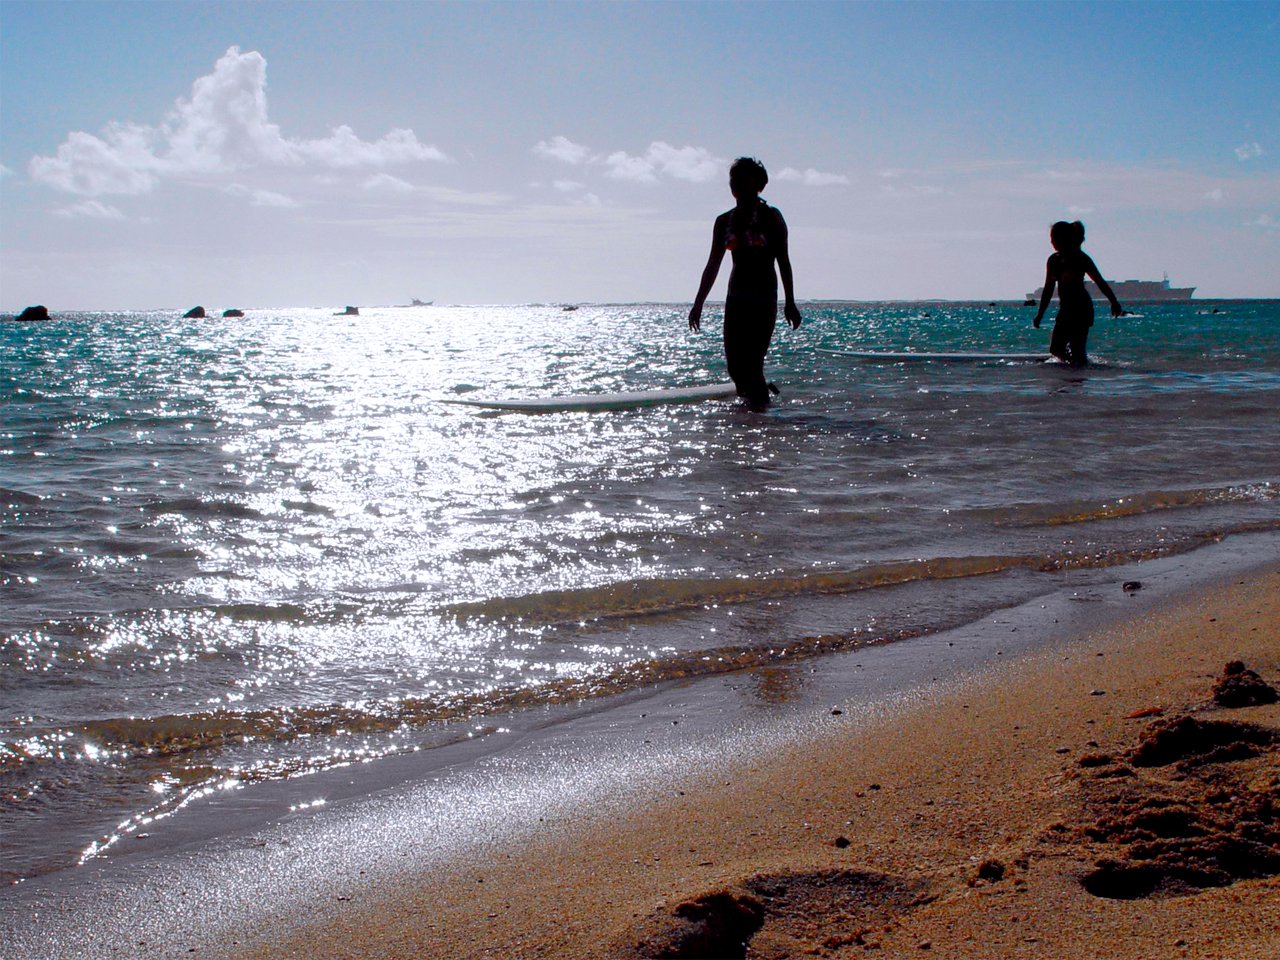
left=2, top=300, right=1278, bottom=881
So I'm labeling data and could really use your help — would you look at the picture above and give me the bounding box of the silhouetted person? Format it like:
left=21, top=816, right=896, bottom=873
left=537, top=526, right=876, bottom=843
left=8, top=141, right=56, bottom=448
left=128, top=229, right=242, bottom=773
left=688, top=157, right=800, bottom=407
left=1032, top=220, right=1122, bottom=366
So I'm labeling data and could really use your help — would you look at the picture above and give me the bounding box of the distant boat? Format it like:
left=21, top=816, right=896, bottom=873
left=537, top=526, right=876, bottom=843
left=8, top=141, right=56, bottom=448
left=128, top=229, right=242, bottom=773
left=1027, top=273, right=1195, bottom=302
left=410, top=298, right=432, bottom=306
left=335, top=305, right=360, bottom=316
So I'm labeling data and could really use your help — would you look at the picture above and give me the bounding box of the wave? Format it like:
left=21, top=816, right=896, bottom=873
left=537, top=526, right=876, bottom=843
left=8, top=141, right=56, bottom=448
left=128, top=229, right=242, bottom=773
left=440, top=518, right=1280, bottom=627
left=988, top=482, right=1277, bottom=528
left=11, top=514, right=1277, bottom=837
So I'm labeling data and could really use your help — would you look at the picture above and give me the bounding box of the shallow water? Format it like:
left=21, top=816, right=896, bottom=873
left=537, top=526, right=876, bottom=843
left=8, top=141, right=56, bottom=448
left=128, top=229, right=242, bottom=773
left=2, top=300, right=1278, bottom=880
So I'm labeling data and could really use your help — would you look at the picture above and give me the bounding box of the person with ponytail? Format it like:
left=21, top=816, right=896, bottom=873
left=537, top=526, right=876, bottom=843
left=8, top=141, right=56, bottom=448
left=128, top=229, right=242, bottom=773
left=688, top=157, right=801, bottom=407
left=1032, top=220, right=1123, bottom=366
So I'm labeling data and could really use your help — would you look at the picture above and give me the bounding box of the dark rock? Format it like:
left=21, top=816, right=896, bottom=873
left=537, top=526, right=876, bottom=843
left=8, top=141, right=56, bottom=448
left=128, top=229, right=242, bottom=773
left=337, top=305, right=360, bottom=316
left=222, top=309, right=245, bottom=318
left=15, top=305, right=50, bottom=322
left=183, top=306, right=206, bottom=319
left=1213, top=661, right=1278, bottom=708
left=976, top=859, right=1005, bottom=882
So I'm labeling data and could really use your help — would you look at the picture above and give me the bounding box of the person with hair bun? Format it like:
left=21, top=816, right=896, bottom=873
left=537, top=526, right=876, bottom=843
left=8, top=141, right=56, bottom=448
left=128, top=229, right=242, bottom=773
left=688, top=157, right=801, bottom=407
left=1031, top=220, right=1122, bottom=366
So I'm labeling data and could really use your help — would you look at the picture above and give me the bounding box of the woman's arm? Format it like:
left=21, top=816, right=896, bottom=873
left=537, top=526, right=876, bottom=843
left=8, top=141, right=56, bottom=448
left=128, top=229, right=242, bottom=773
left=773, top=209, right=801, bottom=329
left=1032, top=256, right=1056, bottom=328
left=1083, top=255, right=1124, bottom=317
left=688, top=216, right=728, bottom=332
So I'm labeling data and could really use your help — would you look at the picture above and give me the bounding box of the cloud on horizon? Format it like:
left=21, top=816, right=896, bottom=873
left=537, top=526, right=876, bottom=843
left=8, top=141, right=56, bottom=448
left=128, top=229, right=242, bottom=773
left=29, top=46, right=447, bottom=198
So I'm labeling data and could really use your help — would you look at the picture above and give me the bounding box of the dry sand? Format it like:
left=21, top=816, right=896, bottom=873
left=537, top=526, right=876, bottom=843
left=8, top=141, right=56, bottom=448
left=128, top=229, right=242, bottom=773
left=240, top=567, right=1280, bottom=959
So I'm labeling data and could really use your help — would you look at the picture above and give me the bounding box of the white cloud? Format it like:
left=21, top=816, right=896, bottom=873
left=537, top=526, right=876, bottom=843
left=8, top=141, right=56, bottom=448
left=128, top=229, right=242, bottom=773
left=646, top=143, right=721, bottom=182
left=534, top=136, right=593, bottom=165
left=547, top=178, right=601, bottom=206
left=604, top=150, right=660, bottom=183
left=604, top=142, right=722, bottom=184
left=1205, top=188, right=1224, bottom=201
left=29, top=46, right=447, bottom=197
left=364, top=173, right=417, bottom=193
left=53, top=199, right=127, bottom=219
left=536, top=137, right=724, bottom=185
left=295, top=126, right=444, bottom=168
left=32, top=125, right=163, bottom=195
left=777, top=167, right=849, bottom=187
left=0, top=163, right=15, bottom=179
left=224, top=184, right=300, bottom=207
left=1235, top=142, right=1264, bottom=161
left=1245, top=213, right=1277, bottom=231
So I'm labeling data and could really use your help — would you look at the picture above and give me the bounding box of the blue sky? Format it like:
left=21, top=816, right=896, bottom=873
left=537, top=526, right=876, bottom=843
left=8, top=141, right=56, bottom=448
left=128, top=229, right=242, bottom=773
left=2, top=1, right=1277, bottom=309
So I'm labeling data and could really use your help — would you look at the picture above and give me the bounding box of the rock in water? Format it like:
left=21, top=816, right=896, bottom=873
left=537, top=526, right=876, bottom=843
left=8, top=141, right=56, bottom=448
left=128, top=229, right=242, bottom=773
left=183, top=306, right=206, bottom=319
left=15, top=305, right=50, bottom=322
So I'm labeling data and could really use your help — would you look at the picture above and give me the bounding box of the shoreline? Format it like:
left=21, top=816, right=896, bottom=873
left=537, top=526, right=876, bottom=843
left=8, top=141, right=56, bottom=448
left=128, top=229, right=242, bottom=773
left=6, top=540, right=1279, bottom=958
left=245, top=560, right=1280, bottom=960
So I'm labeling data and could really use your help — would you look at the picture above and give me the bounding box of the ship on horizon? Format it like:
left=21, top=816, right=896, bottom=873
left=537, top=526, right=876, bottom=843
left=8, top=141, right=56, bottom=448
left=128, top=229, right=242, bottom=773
left=1027, top=273, right=1195, bottom=302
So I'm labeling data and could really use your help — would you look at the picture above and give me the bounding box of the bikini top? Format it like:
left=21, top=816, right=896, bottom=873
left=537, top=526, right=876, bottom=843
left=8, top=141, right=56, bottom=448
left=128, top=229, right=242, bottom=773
left=725, top=200, right=776, bottom=253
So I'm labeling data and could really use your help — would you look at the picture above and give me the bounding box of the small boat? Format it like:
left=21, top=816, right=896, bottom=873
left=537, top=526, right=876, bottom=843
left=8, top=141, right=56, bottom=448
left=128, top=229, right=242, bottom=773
left=335, top=305, right=360, bottom=316
left=410, top=298, right=432, bottom=306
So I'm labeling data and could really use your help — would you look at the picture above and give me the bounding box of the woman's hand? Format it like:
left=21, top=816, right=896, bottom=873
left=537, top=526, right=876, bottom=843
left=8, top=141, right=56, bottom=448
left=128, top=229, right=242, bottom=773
left=688, top=305, right=702, bottom=332
left=784, top=301, right=801, bottom=329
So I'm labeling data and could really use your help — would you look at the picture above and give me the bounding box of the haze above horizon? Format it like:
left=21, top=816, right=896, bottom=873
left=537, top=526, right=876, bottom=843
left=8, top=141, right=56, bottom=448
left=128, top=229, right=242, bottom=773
left=2, top=1, right=1277, bottom=310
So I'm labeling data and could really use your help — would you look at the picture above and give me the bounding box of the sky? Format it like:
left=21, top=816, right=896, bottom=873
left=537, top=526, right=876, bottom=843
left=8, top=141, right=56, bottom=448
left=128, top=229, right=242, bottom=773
left=1, top=0, right=1277, bottom=310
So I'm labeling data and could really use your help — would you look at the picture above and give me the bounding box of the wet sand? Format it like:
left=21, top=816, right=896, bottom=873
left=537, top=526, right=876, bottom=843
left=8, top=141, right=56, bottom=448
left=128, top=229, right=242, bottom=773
left=230, top=565, right=1280, bottom=959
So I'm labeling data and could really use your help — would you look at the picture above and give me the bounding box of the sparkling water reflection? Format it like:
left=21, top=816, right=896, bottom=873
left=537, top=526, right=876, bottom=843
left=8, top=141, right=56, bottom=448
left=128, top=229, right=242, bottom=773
left=2, top=300, right=1278, bottom=879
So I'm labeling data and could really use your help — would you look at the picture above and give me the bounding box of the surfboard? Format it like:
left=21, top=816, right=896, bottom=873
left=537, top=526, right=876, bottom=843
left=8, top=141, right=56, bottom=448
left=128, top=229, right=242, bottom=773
left=440, top=382, right=739, bottom=412
left=818, top=348, right=1052, bottom=362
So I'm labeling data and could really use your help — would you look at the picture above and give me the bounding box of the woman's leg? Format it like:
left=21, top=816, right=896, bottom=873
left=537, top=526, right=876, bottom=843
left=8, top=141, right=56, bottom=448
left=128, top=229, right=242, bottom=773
left=1067, top=325, right=1089, bottom=366
left=1048, top=317, right=1071, bottom=363
left=723, top=297, right=777, bottom=404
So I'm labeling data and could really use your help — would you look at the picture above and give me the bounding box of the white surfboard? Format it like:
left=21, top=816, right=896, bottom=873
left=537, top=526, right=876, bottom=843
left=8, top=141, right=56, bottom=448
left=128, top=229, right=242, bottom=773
left=440, top=382, right=739, bottom=412
left=818, top=348, right=1051, bottom=362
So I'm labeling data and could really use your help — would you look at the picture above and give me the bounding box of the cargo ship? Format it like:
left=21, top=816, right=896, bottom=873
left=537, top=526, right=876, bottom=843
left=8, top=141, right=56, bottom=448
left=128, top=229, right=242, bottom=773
left=1027, top=273, right=1195, bottom=302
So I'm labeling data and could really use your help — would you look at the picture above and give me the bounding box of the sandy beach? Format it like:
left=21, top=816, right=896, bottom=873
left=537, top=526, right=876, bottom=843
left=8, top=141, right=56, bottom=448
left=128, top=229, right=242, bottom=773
left=207, top=563, right=1279, bottom=960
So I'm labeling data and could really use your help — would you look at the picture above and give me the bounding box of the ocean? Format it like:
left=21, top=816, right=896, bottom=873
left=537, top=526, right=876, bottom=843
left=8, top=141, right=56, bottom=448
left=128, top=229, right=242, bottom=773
left=3, top=300, right=1278, bottom=884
